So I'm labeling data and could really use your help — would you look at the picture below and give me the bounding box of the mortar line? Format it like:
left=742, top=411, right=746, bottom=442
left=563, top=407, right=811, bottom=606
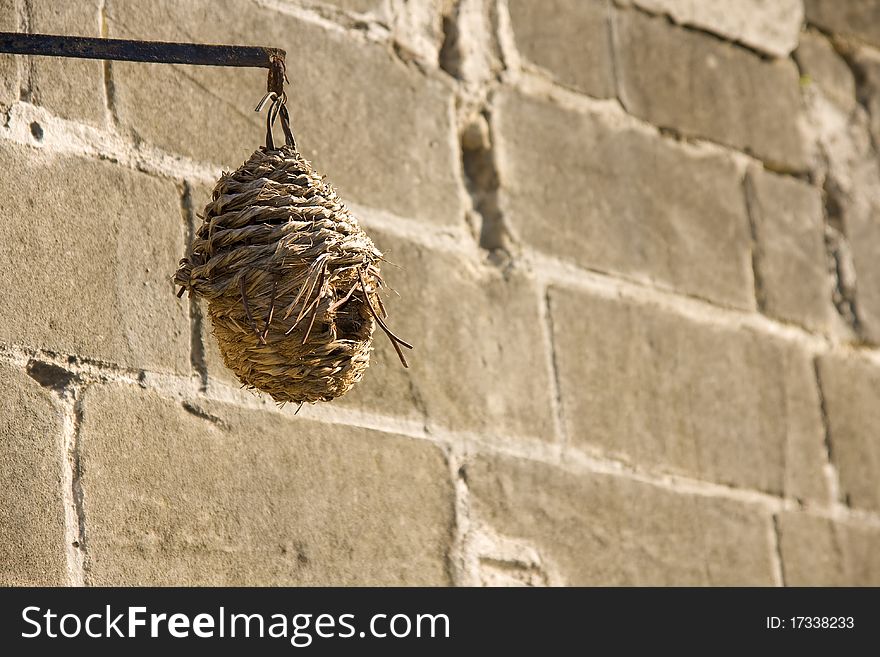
left=60, top=389, right=86, bottom=586
left=97, top=0, right=118, bottom=129
left=71, top=389, right=89, bottom=585
left=606, top=0, right=626, bottom=110
left=17, top=0, right=35, bottom=104
left=355, top=205, right=477, bottom=256
left=250, top=0, right=389, bottom=42
left=742, top=171, right=767, bottom=312
left=493, top=0, right=519, bottom=74
left=812, top=357, right=844, bottom=506
left=445, top=446, right=474, bottom=586
left=0, top=101, right=220, bottom=183
left=538, top=284, right=566, bottom=448
left=770, top=514, right=787, bottom=587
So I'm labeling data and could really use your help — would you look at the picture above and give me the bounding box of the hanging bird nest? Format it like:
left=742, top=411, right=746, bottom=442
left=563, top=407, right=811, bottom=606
left=174, top=77, right=411, bottom=404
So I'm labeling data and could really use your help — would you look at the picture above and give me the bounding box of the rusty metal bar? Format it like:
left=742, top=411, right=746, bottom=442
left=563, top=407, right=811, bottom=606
left=0, top=32, right=284, bottom=68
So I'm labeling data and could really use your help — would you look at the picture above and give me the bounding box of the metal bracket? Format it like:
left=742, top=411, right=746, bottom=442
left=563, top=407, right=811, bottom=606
left=0, top=32, right=284, bottom=68
left=0, top=31, right=295, bottom=150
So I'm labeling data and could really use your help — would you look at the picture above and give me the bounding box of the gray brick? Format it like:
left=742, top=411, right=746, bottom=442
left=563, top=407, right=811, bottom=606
left=467, top=454, right=776, bottom=585
left=805, top=0, right=880, bottom=49
left=615, top=0, right=803, bottom=58
left=613, top=8, right=808, bottom=170
left=0, top=362, right=67, bottom=585
left=79, top=383, right=454, bottom=585
left=778, top=512, right=880, bottom=585
left=746, top=166, right=832, bottom=332
left=494, top=89, right=754, bottom=308
left=795, top=31, right=858, bottom=114
left=548, top=287, right=829, bottom=498
left=28, top=0, right=105, bottom=126
left=816, top=353, right=880, bottom=511
left=0, top=140, right=189, bottom=373
left=338, top=228, right=556, bottom=440
left=508, top=0, right=615, bottom=97
left=106, top=0, right=464, bottom=226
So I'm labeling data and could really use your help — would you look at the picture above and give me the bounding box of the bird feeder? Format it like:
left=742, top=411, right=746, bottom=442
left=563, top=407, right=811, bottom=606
left=0, top=31, right=412, bottom=405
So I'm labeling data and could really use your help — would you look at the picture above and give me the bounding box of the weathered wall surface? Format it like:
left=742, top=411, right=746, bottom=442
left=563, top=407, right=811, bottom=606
left=1, top=0, right=880, bottom=586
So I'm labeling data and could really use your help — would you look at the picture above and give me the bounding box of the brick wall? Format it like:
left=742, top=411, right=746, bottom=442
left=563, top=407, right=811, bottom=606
left=1, top=0, right=879, bottom=586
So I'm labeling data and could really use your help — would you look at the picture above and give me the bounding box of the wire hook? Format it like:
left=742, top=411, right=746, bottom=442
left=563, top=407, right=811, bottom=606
left=256, top=56, right=296, bottom=151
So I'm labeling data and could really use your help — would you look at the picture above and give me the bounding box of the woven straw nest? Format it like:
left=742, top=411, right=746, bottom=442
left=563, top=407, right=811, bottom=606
left=174, top=145, right=411, bottom=405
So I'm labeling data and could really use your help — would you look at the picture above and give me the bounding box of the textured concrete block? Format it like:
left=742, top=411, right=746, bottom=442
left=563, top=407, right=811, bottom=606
left=0, top=140, right=189, bottom=373
left=79, top=383, right=454, bottom=585
left=494, top=89, right=754, bottom=308
left=616, top=0, right=803, bottom=57
left=106, top=0, right=464, bottom=226
left=337, top=228, right=555, bottom=440
left=548, top=286, right=828, bottom=498
left=816, top=354, right=880, bottom=511
left=0, top=0, right=19, bottom=112
left=778, top=512, right=880, bottom=585
left=508, top=0, right=615, bottom=97
left=467, top=454, right=775, bottom=585
left=28, top=0, right=105, bottom=126
left=795, top=31, right=858, bottom=114
left=805, top=0, right=880, bottom=48
left=614, top=8, right=807, bottom=170
left=746, top=166, right=832, bottom=332
left=0, top=362, right=67, bottom=585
